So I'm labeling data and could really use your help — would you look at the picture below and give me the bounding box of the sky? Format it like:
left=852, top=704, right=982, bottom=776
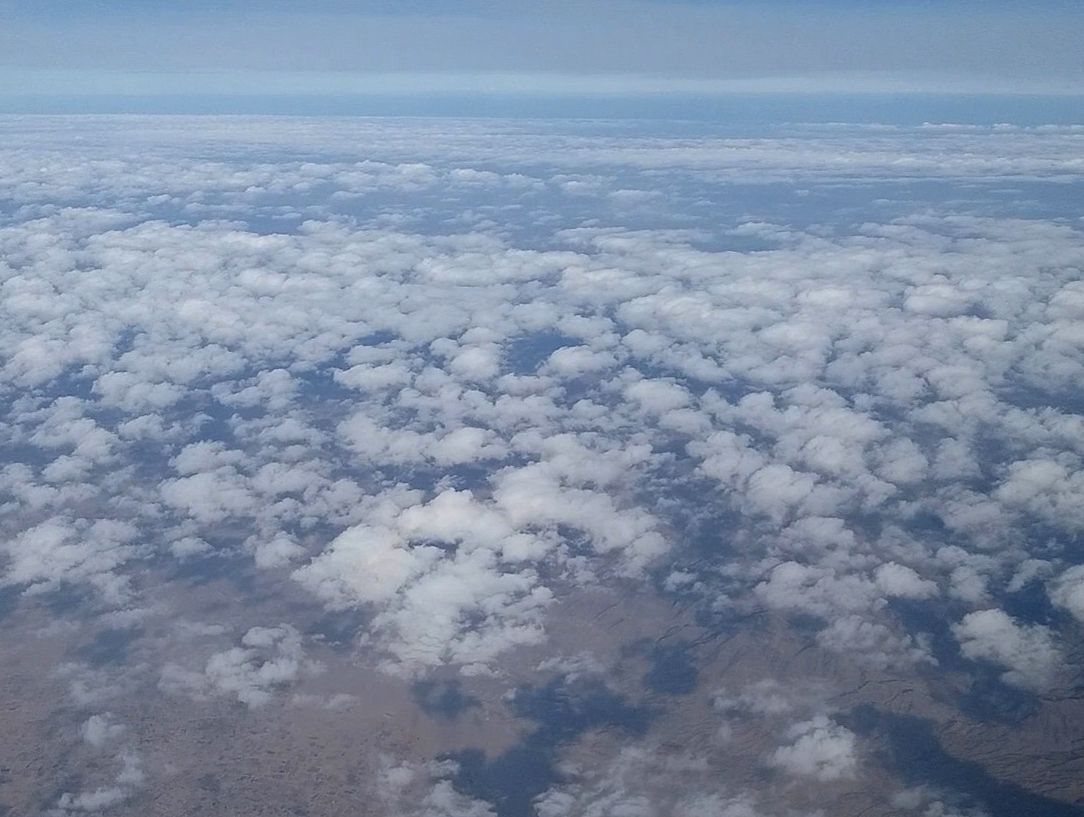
left=2, top=0, right=1084, bottom=113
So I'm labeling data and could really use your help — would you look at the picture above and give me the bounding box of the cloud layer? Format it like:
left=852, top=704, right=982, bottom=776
left=0, top=115, right=1082, bottom=815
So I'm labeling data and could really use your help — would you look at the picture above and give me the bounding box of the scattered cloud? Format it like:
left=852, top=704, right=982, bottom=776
left=1, top=115, right=1083, bottom=816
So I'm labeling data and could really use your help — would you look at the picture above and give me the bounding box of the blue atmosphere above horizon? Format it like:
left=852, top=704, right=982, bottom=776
left=2, top=0, right=1082, bottom=115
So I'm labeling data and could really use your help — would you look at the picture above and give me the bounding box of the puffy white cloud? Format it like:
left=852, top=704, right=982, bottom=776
left=816, top=615, right=933, bottom=670
left=160, top=624, right=320, bottom=707
left=713, top=679, right=803, bottom=718
left=159, top=468, right=255, bottom=524
left=770, top=715, right=858, bottom=782
left=892, top=786, right=991, bottom=817
left=755, top=562, right=881, bottom=618
left=293, top=478, right=665, bottom=672
left=51, top=750, right=143, bottom=815
left=995, top=459, right=1084, bottom=532
left=875, top=562, right=938, bottom=599
left=1, top=517, right=141, bottom=604
left=375, top=757, right=498, bottom=817
left=952, top=609, right=1062, bottom=691
left=80, top=713, right=125, bottom=748
left=246, top=531, right=305, bottom=569
left=1048, top=565, right=1084, bottom=623
left=543, top=345, right=617, bottom=377
left=533, top=745, right=770, bottom=817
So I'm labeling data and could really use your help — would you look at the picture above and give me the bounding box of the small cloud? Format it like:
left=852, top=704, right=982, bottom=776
left=953, top=609, right=1062, bottom=692
left=770, top=715, right=858, bottom=782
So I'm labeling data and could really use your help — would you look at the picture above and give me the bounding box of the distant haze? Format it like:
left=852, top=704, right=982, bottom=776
left=2, top=0, right=1083, bottom=109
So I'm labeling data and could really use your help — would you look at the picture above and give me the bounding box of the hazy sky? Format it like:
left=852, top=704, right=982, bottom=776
left=2, top=0, right=1083, bottom=102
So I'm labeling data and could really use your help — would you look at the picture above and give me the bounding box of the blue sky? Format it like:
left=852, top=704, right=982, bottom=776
left=1, top=1, right=1082, bottom=111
